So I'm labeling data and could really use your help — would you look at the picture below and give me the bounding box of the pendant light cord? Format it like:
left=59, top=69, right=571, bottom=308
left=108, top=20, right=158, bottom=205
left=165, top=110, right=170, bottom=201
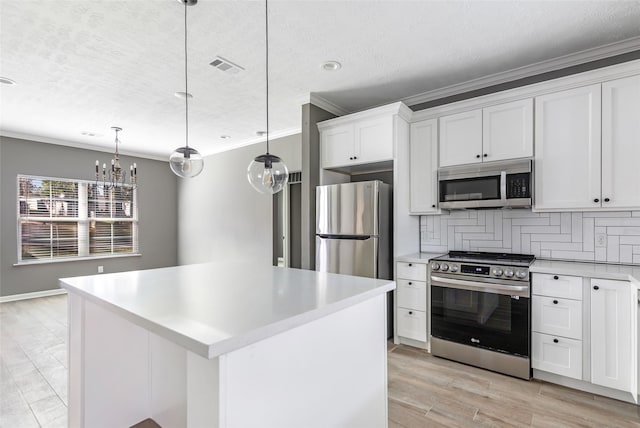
left=265, top=0, right=269, bottom=155
left=184, top=1, right=189, bottom=151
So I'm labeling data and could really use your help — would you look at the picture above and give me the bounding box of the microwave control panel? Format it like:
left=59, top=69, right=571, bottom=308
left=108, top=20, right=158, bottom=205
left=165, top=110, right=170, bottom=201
left=506, top=173, right=531, bottom=199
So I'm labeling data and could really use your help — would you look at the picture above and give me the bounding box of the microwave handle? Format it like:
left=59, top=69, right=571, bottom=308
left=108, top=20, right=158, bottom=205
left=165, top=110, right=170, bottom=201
left=500, top=171, right=507, bottom=202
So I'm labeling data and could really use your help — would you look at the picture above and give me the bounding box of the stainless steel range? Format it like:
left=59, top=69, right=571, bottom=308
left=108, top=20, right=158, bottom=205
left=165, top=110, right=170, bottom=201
left=430, top=251, right=535, bottom=380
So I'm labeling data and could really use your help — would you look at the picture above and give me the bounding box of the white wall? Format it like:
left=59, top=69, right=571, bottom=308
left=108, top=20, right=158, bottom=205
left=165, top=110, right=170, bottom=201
left=178, top=134, right=301, bottom=266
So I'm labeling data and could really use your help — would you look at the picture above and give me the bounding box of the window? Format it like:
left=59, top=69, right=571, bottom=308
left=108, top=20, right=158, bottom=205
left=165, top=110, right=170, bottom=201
left=17, top=175, right=138, bottom=263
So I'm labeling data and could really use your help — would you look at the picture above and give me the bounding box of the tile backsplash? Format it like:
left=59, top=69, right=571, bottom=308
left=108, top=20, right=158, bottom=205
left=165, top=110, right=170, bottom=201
left=420, top=210, right=640, bottom=265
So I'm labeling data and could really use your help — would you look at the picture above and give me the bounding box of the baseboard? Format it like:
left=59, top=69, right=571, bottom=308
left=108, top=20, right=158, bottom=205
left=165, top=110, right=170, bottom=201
left=0, top=288, right=67, bottom=303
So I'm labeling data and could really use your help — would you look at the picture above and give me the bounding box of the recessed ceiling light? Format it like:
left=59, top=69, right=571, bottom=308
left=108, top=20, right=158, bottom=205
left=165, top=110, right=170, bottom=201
left=321, top=61, right=342, bottom=71
left=0, top=77, right=17, bottom=85
left=81, top=131, right=102, bottom=137
left=220, top=135, right=231, bottom=139
left=174, top=91, right=193, bottom=100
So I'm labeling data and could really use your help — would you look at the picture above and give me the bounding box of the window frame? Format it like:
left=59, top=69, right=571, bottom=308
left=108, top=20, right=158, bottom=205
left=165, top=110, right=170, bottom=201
left=16, top=174, right=140, bottom=265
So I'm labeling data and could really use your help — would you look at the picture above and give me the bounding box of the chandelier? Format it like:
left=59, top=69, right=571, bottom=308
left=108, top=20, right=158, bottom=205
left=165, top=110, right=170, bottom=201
left=95, top=127, right=137, bottom=190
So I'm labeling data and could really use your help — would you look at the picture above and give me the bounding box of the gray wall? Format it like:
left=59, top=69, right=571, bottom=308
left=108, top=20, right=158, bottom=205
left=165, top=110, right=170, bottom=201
left=301, top=104, right=336, bottom=270
left=0, top=136, right=178, bottom=297
left=178, top=134, right=301, bottom=267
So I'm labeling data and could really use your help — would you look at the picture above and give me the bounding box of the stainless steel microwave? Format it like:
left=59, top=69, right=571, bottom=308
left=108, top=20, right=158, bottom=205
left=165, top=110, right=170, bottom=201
left=437, top=159, right=532, bottom=209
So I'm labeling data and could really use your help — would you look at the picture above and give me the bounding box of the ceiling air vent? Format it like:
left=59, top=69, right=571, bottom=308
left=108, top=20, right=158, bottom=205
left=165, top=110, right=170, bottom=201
left=209, top=56, right=245, bottom=74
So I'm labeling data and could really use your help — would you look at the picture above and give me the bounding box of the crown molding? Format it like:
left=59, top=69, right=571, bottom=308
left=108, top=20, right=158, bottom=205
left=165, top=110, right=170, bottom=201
left=317, top=101, right=411, bottom=130
left=0, top=130, right=168, bottom=161
left=298, top=93, right=350, bottom=117
left=403, top=36, right=640, bottom=107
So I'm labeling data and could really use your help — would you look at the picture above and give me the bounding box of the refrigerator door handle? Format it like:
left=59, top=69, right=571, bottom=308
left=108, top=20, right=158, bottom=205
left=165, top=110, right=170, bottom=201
left=317, top=234, right=371, bottom=240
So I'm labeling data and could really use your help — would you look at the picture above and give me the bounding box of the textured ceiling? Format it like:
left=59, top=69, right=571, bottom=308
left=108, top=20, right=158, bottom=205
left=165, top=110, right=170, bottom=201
left=1, top=0, right=640, bottom=159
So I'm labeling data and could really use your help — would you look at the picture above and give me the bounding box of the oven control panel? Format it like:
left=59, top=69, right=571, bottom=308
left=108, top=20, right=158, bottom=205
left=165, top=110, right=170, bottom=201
left=431, top=261, right=529, bottom=281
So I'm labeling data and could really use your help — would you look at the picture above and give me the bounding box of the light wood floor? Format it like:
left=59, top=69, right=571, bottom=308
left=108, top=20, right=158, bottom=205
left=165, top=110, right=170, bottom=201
left=1, top=295, right=639, bottom=428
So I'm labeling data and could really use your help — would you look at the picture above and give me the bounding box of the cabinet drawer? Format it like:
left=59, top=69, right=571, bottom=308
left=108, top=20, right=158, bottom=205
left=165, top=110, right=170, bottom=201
left=532, top=296, right=582, bottom=339
left=532, top=332, right=582, bottom=380
left=396, top=262, right=427, bottom=281
left=532, top=273, right=583, bottom=300
left=397, top=308, right=427, bottom=342
left=397, top=279, right=427, bottom=311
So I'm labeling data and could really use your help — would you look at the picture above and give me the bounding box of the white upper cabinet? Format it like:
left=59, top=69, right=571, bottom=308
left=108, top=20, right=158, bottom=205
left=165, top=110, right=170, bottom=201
left=439, top=99, right=533, bottom=168
left=482, top=98, right=533, bottom=162
left=321, top=124, right=354, bottom=169
left=353, top=116, right=393, bottom=165
left=409, top=119, right=439, bottom=214
left=439, top=109, right=482, bottom=167
left=590, top=279, right=637, bottom=400
left=534, top=84, right=602, bottom=210
left=601, top=75, right=640, bottom=209
left=319, top=103, right=410, bottom=170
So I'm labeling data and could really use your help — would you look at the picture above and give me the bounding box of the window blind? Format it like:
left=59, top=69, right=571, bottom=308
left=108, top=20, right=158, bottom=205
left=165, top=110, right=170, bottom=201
left=17, top=175, right=138, bottom=263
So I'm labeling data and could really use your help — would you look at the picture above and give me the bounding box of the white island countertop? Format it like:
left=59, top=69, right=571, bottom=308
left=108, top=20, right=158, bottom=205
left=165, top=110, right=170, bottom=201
left=60, top=262, right=395, bottom=359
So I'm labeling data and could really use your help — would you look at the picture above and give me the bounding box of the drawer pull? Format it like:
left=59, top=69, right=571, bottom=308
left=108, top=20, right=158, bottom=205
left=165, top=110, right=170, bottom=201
left=553, top=300, right=558, bottom=304
left=408, top=311, right=413, bottom=315
left=553, top=338, right=559, bottom=344
left=408, top=282, right=412, bottom=285
left=553, top=275, right=559, bottom=280
left=408, top=263, right=412, bottom=267
left=593, top=285, right=599, bottom=290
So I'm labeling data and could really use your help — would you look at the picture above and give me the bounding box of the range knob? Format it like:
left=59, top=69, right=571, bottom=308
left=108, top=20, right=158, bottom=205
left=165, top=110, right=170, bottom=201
left=440, top=263, right=449, bottom=272
left=504, top=268, right=514, bottom=277
left=430, top=262, right=440, bottom=271
left=492, top=267, right=503, bottom=277
left=515, top=270, right=528, bottom=279
left=449, top=264, right=459, bottom=273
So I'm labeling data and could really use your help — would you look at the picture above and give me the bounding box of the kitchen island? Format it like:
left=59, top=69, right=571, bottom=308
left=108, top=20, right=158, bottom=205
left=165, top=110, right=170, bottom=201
left=60, top=262, right=395, bottom=428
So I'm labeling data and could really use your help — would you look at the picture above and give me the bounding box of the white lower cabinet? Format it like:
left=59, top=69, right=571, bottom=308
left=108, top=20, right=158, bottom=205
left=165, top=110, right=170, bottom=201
left=395, top=261, right=428, bottom=345
left=532, top=273, right=638, bottom=402
left=532, top=332, right=582, bottom=380
left=396, top=308, right=427, bottom=343
left=590, top=278, right=638, bottom=396
left=532, top=273, right=583, bottom=380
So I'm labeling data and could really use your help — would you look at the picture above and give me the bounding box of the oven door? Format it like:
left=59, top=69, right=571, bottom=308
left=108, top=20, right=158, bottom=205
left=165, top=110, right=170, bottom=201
left=431, top=274, right=530, bottom=357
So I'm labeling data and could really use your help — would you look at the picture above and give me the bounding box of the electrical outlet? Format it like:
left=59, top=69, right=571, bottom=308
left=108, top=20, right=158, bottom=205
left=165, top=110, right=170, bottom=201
left=595, top=234, right=607, bottom=248
left=98, top=266, right=104, bottom=273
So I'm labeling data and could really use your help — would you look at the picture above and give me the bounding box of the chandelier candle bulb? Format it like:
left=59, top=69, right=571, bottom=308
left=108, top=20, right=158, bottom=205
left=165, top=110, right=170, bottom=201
left=95, top=160, right=99, bottom=175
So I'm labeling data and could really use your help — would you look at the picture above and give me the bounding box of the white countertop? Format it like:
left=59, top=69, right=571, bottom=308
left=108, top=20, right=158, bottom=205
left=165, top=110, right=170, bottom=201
left=531, top=259, right=640, bottom=287
left=59, top=262, right=395, bottom=359
left=395, top=252, right=444, bottom=263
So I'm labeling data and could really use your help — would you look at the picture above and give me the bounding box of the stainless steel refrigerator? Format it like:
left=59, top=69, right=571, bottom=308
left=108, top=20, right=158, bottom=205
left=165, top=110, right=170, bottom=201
left=315, top=180, right=393, bottom=335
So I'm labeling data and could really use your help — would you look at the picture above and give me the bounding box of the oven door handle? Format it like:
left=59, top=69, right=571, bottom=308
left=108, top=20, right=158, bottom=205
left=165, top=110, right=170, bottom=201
left=431, top=275, right=529, bottom=297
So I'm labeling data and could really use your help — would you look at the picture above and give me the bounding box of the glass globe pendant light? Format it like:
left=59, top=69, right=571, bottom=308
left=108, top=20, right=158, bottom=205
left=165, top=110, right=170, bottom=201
left=247, top=0, right=289, bottom=194
left=170, top=0, right=204, bottom=178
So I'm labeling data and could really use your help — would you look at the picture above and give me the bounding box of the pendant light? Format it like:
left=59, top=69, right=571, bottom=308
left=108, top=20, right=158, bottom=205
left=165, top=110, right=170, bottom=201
left=170, top=0, right=204, bottom=178
left=247, top=0, right=289, bottom=194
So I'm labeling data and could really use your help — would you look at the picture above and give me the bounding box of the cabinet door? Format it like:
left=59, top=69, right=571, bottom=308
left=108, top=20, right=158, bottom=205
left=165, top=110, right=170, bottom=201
left=602, top=75, right=640, bottom=210
left=482, top=98, right=533, bottom=162
left=591, top=279, right=637, bottom=398
left=439, top=109, right=482, bottom=167
left=409, top=119, right=439, bottom=214
left=354, top=116, right=393, bottom=164
left=320, top=124, right=354, bottom=169
left=534, top=85, right=601, bottom=210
